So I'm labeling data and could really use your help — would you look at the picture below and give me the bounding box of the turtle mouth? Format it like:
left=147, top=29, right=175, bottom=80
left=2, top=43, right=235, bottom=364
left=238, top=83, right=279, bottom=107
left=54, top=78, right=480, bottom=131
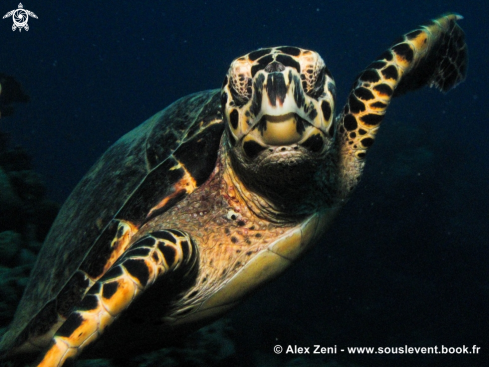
left=241, top=113, right=327, bottom=159
left=255, top=113, right=306, bottom=145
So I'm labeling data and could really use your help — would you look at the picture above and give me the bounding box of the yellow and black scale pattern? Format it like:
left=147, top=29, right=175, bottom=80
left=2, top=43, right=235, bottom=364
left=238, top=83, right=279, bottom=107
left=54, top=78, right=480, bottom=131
left=335, top=13, right=467, bottom=192
left=0, top=90, right=224, bottom=359
left=38, top=228, right=198, bottom=366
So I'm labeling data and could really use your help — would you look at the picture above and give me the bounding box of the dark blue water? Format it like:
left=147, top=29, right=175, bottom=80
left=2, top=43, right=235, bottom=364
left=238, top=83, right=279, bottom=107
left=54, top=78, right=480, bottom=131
left=1, top=0, right=487, bottom=366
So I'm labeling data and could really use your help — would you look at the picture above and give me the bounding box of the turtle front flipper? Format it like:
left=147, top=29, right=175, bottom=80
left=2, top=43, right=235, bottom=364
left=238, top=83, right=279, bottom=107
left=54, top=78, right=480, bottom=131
left=36, top=230, right=198, bottom=367
left=335, top=13, right=468, bottom=194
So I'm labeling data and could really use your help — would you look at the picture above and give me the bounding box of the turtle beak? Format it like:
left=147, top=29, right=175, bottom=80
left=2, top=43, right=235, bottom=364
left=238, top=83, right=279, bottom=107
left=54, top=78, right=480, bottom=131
left=263, top=62, right=288, bottom=109
left=260, top=64, right=298, bottom=117
left=255, top=113, right=304, bottom=145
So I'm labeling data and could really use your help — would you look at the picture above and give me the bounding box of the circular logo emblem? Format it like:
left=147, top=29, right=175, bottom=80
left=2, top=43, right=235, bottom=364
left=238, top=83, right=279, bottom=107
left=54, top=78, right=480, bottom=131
left=12, top=9, right=28, bottom=28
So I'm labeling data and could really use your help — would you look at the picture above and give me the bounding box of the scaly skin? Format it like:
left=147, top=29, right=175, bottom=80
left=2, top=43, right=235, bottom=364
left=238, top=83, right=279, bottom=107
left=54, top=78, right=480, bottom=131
left=37, top=229, right=198, bottom=367
left=333, top=13, right=467, bottom=197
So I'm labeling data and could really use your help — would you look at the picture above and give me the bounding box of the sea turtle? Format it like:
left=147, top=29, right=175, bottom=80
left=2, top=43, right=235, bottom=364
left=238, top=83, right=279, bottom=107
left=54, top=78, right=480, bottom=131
left=0, top=13, right=467, bottom=366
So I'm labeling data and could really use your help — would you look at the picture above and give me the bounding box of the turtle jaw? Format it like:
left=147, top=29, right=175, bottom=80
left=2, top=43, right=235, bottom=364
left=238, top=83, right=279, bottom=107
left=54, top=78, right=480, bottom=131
left=227, top=112, right=329, bottom=212
left=255, top=113, right=303, bottom=146
left=227, top=130, right=326, bottom=218
left=239, top=113, right=328, bottom=161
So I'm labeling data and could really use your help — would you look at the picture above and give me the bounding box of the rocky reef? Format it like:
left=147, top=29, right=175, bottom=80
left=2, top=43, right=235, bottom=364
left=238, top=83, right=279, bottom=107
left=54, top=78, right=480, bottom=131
left=0, top=75, right=60, bottom=336
left=0, top=74, right=29, bottom=119
left=0, top=138, right=60, bottom=329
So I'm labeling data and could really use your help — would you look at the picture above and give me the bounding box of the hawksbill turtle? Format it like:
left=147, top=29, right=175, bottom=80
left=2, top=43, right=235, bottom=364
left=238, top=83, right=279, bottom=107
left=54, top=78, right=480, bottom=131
left=0, top=13, right=467, bottom=366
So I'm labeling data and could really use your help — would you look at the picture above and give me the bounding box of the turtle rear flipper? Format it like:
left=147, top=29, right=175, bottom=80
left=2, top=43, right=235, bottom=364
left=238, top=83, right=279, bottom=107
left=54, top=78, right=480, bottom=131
left=334, top=13, right=468, bottom=194
left=36, top=230, right=198, bottom=367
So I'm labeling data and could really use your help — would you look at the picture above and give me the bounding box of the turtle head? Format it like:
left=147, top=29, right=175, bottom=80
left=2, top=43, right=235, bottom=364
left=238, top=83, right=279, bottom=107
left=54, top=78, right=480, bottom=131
left=221, top=47, right=336, bottom=212
left=222, top=47, right=336, bottom=158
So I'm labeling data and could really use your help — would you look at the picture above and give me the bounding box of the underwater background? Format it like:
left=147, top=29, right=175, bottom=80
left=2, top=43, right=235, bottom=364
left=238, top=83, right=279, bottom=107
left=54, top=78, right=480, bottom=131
left=0, top=0, right=487, bottom=366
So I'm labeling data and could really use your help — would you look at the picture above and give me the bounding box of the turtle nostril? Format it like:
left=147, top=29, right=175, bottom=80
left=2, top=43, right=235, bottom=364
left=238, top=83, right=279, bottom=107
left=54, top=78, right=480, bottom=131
left=265, top=61, right=285, bottom=73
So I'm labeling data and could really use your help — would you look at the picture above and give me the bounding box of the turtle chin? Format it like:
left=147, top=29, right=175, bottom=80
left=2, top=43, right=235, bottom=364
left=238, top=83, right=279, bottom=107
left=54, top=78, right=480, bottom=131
left=228, top=123, right=329, bottom=213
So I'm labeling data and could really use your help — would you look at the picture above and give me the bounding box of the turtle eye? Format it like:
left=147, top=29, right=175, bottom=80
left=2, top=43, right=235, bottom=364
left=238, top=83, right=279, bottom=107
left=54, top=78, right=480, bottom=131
left=230, top=75, right=252, bottom=107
